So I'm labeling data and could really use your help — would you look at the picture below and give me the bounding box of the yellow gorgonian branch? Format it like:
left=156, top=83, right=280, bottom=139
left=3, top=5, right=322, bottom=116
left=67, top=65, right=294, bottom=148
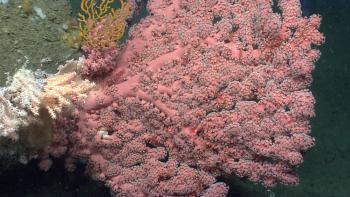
left=78, top=0, right=131, bottom=50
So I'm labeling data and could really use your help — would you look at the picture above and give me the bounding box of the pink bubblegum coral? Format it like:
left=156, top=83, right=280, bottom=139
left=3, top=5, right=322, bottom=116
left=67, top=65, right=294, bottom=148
left=81, top=47, right=120, bottom=79
left=48, top=0, right=324, bottom=196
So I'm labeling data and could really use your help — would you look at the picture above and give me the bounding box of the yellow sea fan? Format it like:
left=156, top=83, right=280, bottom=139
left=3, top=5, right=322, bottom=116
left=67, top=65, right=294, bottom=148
left=78, top=0, right=131, bottom=49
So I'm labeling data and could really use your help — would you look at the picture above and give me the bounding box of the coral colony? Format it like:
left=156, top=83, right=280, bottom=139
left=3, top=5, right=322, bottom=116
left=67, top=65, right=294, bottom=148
left=0, top=0, right=324, bottom=196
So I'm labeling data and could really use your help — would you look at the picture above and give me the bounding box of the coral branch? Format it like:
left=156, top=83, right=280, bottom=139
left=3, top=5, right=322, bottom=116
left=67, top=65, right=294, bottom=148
left=37, top=62, right=95, bottom=119
left=0, top=95, right=27, bottom=140
left=45, top=0, right=324, bottom=196
left=78, top=0, right=131, bottom=49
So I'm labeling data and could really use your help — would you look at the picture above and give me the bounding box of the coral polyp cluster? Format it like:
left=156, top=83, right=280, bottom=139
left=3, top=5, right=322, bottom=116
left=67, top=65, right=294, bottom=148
left=0, top=0, right=326, bottom=196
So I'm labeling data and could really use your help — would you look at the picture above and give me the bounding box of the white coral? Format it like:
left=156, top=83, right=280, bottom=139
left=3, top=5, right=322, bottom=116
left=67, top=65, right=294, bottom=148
left=5, top=68, right=44, bottom=113
left=0, top=59, right=94, bottom=140
left=0, top=68, right=45, bottom=140
left=0, top=94, right=28, bottom=140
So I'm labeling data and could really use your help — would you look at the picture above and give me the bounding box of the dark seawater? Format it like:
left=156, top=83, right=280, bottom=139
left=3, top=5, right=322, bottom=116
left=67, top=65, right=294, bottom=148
left=275, top=0, right=350, bottom=196
left=0, top=158, right=110, bottom=197
left=300, top=0, right=315, bottom=17
left=0, top=0, right=349, bottom=197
